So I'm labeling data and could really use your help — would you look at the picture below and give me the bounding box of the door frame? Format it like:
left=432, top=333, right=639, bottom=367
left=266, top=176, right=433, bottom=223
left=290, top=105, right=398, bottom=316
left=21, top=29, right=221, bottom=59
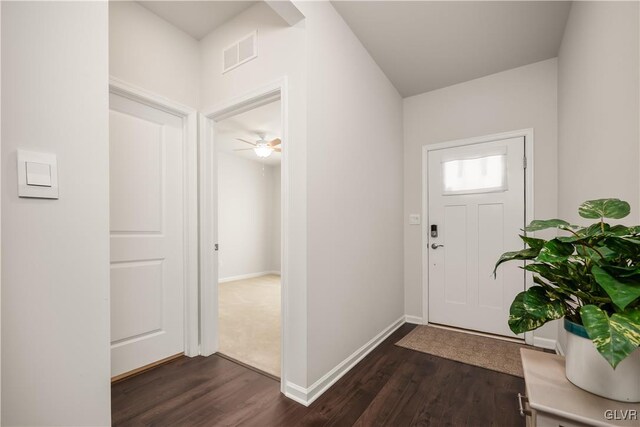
left=421, top=128, right=535, bottom=345
left=108, top=77, right=200, bottom=357
left=199, top=78, right=289, bottom=390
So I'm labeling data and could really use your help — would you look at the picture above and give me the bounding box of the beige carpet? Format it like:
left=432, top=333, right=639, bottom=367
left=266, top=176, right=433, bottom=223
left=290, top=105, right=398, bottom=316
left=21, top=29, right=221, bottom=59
left=219, top=274, right=281, bottom=378
left=396, top=325, right=543, bottom=377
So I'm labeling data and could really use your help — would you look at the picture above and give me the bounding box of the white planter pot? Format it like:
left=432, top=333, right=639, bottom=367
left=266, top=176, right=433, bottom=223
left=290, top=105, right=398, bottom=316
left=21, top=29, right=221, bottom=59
left=564, top=319, right=640, bottom=403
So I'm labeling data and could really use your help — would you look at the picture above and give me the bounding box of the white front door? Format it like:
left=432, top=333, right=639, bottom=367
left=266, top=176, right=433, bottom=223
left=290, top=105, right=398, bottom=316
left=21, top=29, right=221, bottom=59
left=427, top=136, right=525, bottom=338
left=109, top=92, right=185, bottom=377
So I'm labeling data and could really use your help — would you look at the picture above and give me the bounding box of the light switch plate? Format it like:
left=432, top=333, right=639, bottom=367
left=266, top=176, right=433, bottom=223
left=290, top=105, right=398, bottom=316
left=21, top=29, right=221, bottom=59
left=26, top=162, right=52, bottom=187
left=17, top=150, right=58, bottom=199
left=409, top=214, right=421, bottom=225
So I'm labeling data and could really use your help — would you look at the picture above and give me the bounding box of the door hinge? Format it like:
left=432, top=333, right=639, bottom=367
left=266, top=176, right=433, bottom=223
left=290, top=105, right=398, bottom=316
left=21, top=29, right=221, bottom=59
left=523, top=156, right=527, bottom=169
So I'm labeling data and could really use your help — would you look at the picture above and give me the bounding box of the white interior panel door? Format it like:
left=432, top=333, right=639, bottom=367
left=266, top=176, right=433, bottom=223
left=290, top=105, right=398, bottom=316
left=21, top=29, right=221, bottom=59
left=110, top=93, right=185, bottom=377
left=428, top=137, right=525, bottom=338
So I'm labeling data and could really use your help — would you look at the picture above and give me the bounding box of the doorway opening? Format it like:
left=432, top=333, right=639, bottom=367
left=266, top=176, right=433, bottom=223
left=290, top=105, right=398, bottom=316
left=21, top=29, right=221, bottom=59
left=215, top=100, right=282, bottom=378
left=422, top=129, right=534, bottom=343
left=199, top=80, right=288, bottom=389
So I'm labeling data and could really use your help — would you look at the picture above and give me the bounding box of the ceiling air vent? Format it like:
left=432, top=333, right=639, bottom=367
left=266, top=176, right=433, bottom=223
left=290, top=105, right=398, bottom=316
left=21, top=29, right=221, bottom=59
left=223, top=31, right=257, bottom=73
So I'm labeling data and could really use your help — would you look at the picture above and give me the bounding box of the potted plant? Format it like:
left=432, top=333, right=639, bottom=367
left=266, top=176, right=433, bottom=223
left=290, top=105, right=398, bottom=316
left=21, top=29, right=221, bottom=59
left=494, top=198, right=640, bottom=402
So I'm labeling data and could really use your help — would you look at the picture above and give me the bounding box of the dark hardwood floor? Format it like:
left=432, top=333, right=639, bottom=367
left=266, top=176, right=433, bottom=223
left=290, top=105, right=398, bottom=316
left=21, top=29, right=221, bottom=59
left=112, top=324, right=525, bottom=426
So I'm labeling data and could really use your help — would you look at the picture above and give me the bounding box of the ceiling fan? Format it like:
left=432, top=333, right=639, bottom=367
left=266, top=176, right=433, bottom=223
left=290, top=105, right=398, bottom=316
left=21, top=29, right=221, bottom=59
left=234, top=134, right=281, bottom=158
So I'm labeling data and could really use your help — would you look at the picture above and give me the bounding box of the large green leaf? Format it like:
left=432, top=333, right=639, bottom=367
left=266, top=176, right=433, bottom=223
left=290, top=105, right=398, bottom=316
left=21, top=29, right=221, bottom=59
left=493, top=247, right=539, bottom=276
left=606, top=265, right=640, bottom=278
left=557, top=235, right=586, bottom=243
left=557, top=223, right=608, bottom=242
left=522, top=286, right=565, bottom=320
left=520, top=235, right=546, bottom=251
left=525, top=263, right=570, bottom=281
left=522, top=263, right=613, bottom=303
left=608, top=225, right=634, bottom=236
left=579, top=198, right=631, bottom=220
left=536, top=239, right=575, bottom=263
left=580, top=305, right=640, bottom=368
left=602, top=236, right=640, bottom=257
left=524, top=219, right=574, bottom=232
left=582, top=222, right=609, bottom=236
left=592, top=265, right=640, bottom=310
left=577, top=245, right=617, bottom=262
left=531, top=276, right=568, bottom=301
left=508, top=292, right=548, bottom=334
left=611, top=310, right=640, bottom=346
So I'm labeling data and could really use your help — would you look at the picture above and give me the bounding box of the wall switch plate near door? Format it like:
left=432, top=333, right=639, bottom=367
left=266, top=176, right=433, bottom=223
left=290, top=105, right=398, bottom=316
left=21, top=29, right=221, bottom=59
left=17, top=150, right=59, bottom=199
left=409, top=214, right=421, bottom=225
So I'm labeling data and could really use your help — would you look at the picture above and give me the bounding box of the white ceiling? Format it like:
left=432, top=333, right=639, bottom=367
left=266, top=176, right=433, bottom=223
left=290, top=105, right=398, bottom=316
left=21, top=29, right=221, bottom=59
left=137, top=1, right=257, bottom=40
left=216, top=100, right=282, bottom=166
left=332, top=1, right=572, bottom=97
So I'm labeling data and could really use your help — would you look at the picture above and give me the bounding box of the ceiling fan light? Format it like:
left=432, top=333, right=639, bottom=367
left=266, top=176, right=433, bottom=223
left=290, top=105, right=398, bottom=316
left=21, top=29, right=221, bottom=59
left=254, top=145, right=273, bottom=158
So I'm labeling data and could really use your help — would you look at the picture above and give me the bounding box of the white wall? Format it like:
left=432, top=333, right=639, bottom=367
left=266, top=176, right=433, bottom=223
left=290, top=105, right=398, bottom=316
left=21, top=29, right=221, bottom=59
left=557, top=1, right=639, bottom=350
left=299, top=1, right=405, bottom=385
left=201, top=1, right=404, bottom=391
left=1, top=2, right=111, bottom=425
left=109, top=1, right=200, bottom=108
left=218, top=153, right=280, bottom=279
left=558, top=1, right=640, bottom=224
left=403, top=58, right=560, bottom=342
left=200, top=1, right=308, bottom=388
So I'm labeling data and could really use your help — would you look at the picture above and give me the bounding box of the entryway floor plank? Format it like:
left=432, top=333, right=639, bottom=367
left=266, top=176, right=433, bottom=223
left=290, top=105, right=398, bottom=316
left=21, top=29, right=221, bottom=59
left=112, top=324, right=525, bottom=426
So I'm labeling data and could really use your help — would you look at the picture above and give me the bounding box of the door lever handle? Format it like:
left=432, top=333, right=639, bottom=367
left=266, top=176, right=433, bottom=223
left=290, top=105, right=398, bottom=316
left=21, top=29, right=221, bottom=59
left=431, top=243, right=444, bottom=250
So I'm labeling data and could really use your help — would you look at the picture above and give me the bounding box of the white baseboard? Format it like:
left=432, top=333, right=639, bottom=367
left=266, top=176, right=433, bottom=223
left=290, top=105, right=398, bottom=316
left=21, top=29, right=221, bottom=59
left=404, top=315, right=423, bottom=325
left=555, top=340, right=565, bottom=356
left=218, top=271, right=281, bottom=283
left=533, top=336, right=557, bottom=351
left=283, top=382, right=309, bottom=406
left=284, top=315, right=406, bottom=407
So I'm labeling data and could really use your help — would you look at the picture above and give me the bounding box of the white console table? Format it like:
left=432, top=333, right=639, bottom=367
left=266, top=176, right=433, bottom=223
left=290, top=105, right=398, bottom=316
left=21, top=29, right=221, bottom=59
left=520, top=349, right=639, bottom=427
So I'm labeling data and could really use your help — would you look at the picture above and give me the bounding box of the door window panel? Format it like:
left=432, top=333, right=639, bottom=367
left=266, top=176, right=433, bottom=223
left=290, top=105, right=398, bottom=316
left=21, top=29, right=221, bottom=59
left=442, top=154, right=507, bottom=195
